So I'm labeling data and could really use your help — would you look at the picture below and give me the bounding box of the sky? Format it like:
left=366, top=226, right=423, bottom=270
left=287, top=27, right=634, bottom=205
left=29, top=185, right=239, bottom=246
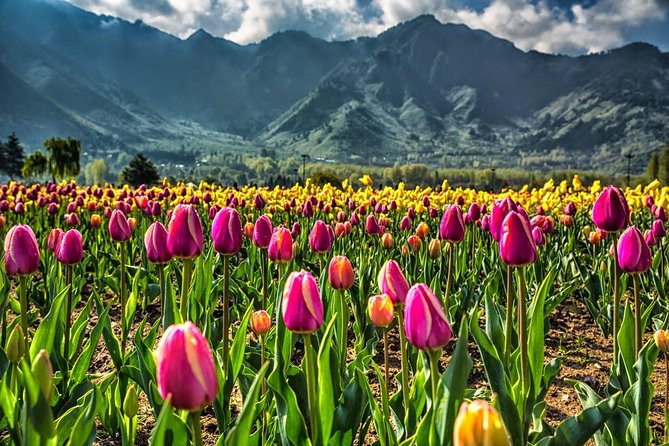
left=64, top=0, right=669, bottom=54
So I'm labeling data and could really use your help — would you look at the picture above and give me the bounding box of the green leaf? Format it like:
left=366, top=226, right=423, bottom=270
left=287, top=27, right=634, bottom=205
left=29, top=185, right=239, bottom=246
left=66, top=387, right=99, bottom=446
left=318, top=316, right=338, bottom=443
left=225, top=362, right=270, bottom=445
left=625, top=340, right=658, bottom=446
left=70, top=304, right=108, bottom=385
left=30, top=286, right=67, bottom=360
left=148, top=396, right=189, bottom=446
left=617, top=302, right=635, bottom=388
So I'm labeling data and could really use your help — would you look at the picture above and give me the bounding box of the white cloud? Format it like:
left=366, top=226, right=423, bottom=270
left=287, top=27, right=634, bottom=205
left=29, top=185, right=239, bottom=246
left=64, top=0, right=668, bottom=53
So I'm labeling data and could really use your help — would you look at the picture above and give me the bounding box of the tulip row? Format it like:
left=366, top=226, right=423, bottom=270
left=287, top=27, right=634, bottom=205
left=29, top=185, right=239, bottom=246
left=0, top=177, right=669, bottom=445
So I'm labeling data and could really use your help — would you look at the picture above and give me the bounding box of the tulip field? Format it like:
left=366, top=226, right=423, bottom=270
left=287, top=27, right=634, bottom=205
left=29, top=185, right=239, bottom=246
left=2, top=175, right=669, bottom=445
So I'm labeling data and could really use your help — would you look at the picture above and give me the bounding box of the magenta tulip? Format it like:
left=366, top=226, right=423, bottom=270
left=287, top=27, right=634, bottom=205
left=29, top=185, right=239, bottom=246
left=440, top=204, right=465, bottom=243
left=400, top=216, right=412, bottom=231
left=652, top=219, right=666, bottom=238
left=491, top=197, right=517, bottom=242
left=467, top=203, right=481, bottom=222
left=47, top=228, right=64, bottom=253
left=109, top=209, right=131, bottom=242
left=532, top=227, right=545, bottom=246
left=56, top=229, right=83, bottom=265
left=309, top=220, right=333, bottom=253
left=592, top=186, right=629, bottom=232
left=155, top=322, right=218, bottom=411
left=253, top=215, right=273, bottom=249
left=644, top=229, right=657, bottom=246
left=269, top=227, right=293, bottom=263
left=617, top=226, right=651, bottom=274
left=282, top=271, right=324, bottom=334
left=145, top=222, right=172, bottom=264
left=365, top=215, right=382, bottom=235
left=378, top=259, right=410, bottom=305
left=565, top=202, right=577, bottom=216
left=499, top=211, right=537, bottom=266
left=404, top=283, right=452, bottom=350
left=4, top=225, right=40, bottom=276
left=167, top=204, right=203, bottom=258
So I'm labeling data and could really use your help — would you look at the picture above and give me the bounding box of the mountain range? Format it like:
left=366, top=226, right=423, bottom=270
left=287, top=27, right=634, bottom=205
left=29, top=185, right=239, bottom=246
left=1, top=0, right=668, bottom=172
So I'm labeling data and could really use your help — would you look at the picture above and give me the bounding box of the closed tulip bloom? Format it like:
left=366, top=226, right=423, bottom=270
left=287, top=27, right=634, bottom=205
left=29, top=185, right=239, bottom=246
left=253, top=215, right=273, bottom=249
left=404, top=283, right=452, bottom=350
left=560, top=215, right=574, bottom=227
left=269, top=227, right=293, bottom=263
left=491, top=197, right=517, bottom=242
left=644, top=229, right=657, bottom=246
left=244, top=222, right=254, bottom=239
left=532, top=227, right=545, bottom=246
left=167, top=204, right=204, bottom=258
left=254, top=193, right=266, bottom=210
left=588, top=230, right=603, bottom=245
left=282, top=271, right=324, bottom=334
left=368, top=294, right=394, bottom=327
left=408, top=234, right=421, bottom=253
left=47, top=228, right=64, bottom=253
left=4, top=225, right=40, bottom=276
left=453, top=400, right=510, bottom=446
left=145, top=222, right=173, bottom=264
left=309, top=220, right=333, bottom=253
left=499, top=211, right=537, bottom=267
left=656, top=206, right=668, bottom=222
left=56, top=229, right=83, bottom=265
left=654, top=330, right=669, bottom=352
left=617, top=226, right=651, bottom=274
left=109, top=209, right=132, bottom=242
left=645, top=195, right=655, bottom=208
left=565, top=202, right=577, bottom=216
left=467, top=203, right=481, bottom=222
left=378, top=259, right=410, bottom=305
left=382, top=232, right=394, bottom=249
left=365, top=215, right=382, bottom=235
left=530, top=215, right=555, bottom=234
left=65, top=212, right=79, bottom=227
left=592, top=185, right=629, bottom=232
left=328, top=256, right=354, bottom=290
left=428, top=238, right=442, bottom=259
left=481, top=215, right=490, bottom=232
left=155, top=322, right=218, bottom=412
left=250, top=310, right=272, bottom=335
left=90, top=214, right=102, bottom=228
left=440, top=204, right=465, bottom=243
left=652, top=219, right=666, bottom=238
left=211, top=207, right=241, bottom=256
left=416, top=221, right=429, bottom=239
left=400, top=216, right=411, bottom=231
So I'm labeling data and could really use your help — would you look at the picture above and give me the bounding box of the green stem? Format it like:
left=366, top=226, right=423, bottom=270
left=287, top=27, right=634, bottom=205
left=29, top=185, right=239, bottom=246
left=429, top=350, right=440, bottom=405
left=261, top=249, right=268, bottom=310
left=222, top=256, right=230, bottom=373
left=63, top=265, right=73, bottom=389
left=179, top=258, right=193, bottom=322
left=517, top=266, right=529, bottom=443
left=18, top=275, right=28, bottom=354
left=120, top=242, right=127, bottom=354
left=188, top=411, right=204, bottom=446
left=633, top=274, right=641, bottom=361
left=338, top=289, right=349, bottom=378
left=397, top=308, right=410, bottom=428
left=303, top=334, right=320, bottom=445
left=612, top=234, right=620, bottom=364
left=158, top=265, right=165, bottom=323
left=444, top=243, right=454, bottom=309
left=504, top=265, right=514, bottom=363
left=664, top=352, right=668, bottom=444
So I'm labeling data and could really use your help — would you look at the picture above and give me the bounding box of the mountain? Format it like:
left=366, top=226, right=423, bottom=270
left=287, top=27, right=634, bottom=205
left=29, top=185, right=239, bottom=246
left=0, top=0, right=668, bottom=172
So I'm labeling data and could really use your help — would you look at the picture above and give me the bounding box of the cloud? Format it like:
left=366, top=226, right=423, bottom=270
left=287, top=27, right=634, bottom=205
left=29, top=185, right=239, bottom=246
left=64, top=0, right=668, bottom=53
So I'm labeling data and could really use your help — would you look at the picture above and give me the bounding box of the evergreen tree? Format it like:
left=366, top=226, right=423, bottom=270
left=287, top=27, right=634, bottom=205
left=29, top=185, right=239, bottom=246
left=120, top=153, right=160, bottom=186
left=3, top=133, right=25, bottom=179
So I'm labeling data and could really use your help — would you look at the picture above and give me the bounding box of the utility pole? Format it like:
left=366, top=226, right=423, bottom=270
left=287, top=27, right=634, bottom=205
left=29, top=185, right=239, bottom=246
left=301, top=154, right=310, bottom=185
left=625, top=154, right=634, bottom=187
left=490, top=168, right=496, bottom=192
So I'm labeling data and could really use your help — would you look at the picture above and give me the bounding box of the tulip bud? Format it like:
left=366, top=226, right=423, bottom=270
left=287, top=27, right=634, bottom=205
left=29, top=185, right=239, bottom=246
left=309, top=220, right=333, bottom=253
left=328, top=256, right=354, bottom=290
left=491, top=197, right=517, bottom=242
left=416, top=222, right=429, bottom=239
left=90, top=214, right=101, bottom=228
left=592, top=186, right=629, bottom=232
left=588, top=230, right=603, bottom=245
left=645, top=195, right=655, bottom=208
left=47, top=228, right=64, bottom=253
left=282, top=271, right=324, bottom=334
left=400, top=216, right=411, bottom=231
left=378, top=260, right=410, bottom=305
left=155, top=322, right=218, bottom=411
left=644, top=229, right=657, bottom=246
left=365, top=215, right=382, bottom=235
left=243, top=222, right=254, bottom=239
left=128, top=217, right=137, bottom=232
left=565, top=202, right=577, bottom=216
left=453, top=400, right=510, bottom=446
left=582, top=225, right=592, bottom=237
left=401, top=244, right=410, bottom=257
left=123, top=385, right=139, bottom=418
left=560, top=215, right=574, bottom=227
left=467, top=203, right=481, bottom=222
left=254, top=193, right=266, bottom=210
left=531, top=227, right=545, bottom=246
left=145, top=222, right=173, bottom=264
left=31, top=349, right=53, bottom=402
left=404, top=283, right=452, bottom=350
left=440, top=204, right=465, bottom=243
left=250, top=310, right=272, bottom=335
left=652, top=219, right=666, bottom=239
left=656, top=206, right=668, bottom=222
left=109, top=209, right=132, bottom=242
left=56, top=229, right=83, bottom=265
left=381, top=232, right=394, bottom=249
left=4, top=225, right=40, bottom=276
left=268, top=227, right=293, bottom=263
left=428, top=238, right=441, bottom=259
left=166, top=205, right=204, bottom=258
left=6, top=325, right=24, bottom=363
left=617, top=226, right=651, bottom=274
left=367, top=294, right=394, bottom=327
left=499, top=211, right=536, bottom=267
left=253, top=215, right=273, bottom=249
left=654, top=330, right=669, bottom=352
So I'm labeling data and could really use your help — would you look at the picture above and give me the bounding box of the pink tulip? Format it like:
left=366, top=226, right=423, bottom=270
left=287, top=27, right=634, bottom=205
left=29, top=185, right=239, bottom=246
left=47, top=228, right=64, bottom=253
left=404, top=283, right=452, bottom=350
left=531, top=227, right=545, bottom=247
left=328, top=256, right=354, bottom=290
left=400, top=216, right=412, bottom=231
left=499, top=211, right=537, bottom=266
left=617, top=226, right=652, bottom=274
left=282, top=271, right=324, bottom=334
left=467, top=203, right=481, bottom=222
left=109, top=209, right=131, bottom=242
left=56, top=229, right=83, bottom=265
left=653, top=219, right=666, bottom=238
left=592, top=186, right=629, bottom=232
left=378, top=259, right=410, bottom=305
left=268, top=227, right=293, bottom=263
left=253, top=215, right=273, bottom=249
left=440, top=204, right=465, bottom=243
left=309, top=220, right=333, bottom=253
left=4, top=225, right=40, bottom=276
left=365, top=215, right=382, bottom=235
left=155, top=322, right=218, bottom=411
left=491, top=197, right=517, bottom=242
left=145, top=222, right=173, bottom=264
left=168, top=204, right=204, bottom=258
left=644, top=229, right=657, bottom=246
